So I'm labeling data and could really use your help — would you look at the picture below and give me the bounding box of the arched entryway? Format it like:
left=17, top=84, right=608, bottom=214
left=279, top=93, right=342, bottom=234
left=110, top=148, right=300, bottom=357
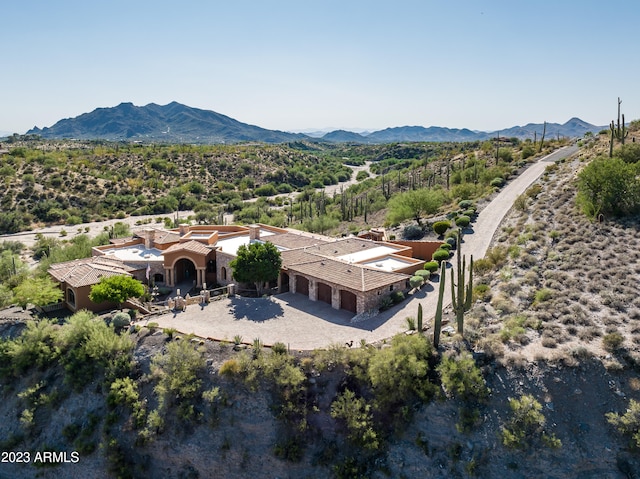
left=340, top=290, right=357, bottom=313
left=317, top=282, right=332, bottom=304
left=280, top=272, right=290, bottom=293
left=175, top=258, right=197, bottom=284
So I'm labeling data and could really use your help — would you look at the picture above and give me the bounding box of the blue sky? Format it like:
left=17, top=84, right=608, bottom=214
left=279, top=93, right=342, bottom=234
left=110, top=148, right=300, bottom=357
left=2, top=0, right=639, bottom=134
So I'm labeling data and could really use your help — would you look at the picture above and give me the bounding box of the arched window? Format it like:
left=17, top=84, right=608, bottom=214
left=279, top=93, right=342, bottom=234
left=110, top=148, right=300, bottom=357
left=67, top=288, right=76, bottom=307
left=207, top=259, right=216, bottom=273
left=221, top=267, right=227, bottom=280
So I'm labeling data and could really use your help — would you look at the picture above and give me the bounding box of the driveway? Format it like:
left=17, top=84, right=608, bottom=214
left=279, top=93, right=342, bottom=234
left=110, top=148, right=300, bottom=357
left=146, top=146, right=579, bottom=350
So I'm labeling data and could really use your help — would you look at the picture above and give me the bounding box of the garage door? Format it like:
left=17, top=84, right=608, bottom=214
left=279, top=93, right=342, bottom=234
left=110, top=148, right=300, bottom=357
left=340, top=290, right=357, bottom=313
left=296, top=275, right=309, bottom=296
left=317, top=282, right=332, bottom=304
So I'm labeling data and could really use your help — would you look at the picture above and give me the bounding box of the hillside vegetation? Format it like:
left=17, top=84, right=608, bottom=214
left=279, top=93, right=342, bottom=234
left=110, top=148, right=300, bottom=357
left=0, top=135, right=567, bottom=235
left=1, top=126, right=640, bottom=477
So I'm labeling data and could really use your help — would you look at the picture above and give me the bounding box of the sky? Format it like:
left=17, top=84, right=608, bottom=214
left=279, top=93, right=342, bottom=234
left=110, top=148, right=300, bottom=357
left=2, top=0, right=640, bottom=135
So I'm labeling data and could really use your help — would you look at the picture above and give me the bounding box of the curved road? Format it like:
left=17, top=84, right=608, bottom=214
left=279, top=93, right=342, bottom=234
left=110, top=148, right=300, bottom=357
left=146, top=146, right=578, bottom=349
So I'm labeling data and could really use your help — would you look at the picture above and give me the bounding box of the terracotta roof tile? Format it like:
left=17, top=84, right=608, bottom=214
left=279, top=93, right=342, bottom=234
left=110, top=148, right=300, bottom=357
left=164, top=240, right=212, bottom=255
left=49, top=257, right=134, bottom=288
left=267, top=233, right=330, bottom=250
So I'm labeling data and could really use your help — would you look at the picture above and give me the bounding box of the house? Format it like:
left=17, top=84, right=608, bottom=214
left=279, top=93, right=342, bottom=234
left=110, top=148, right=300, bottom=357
left=49, top=223, right=428, bottom=315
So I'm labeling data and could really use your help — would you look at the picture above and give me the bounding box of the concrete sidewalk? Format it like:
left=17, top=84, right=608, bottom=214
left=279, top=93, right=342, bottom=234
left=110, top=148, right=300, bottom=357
left=148, top=146, right=578, bottom=350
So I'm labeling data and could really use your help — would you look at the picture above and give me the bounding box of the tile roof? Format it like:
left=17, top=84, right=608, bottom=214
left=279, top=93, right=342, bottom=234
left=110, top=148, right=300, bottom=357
left=164, top=240, right=212, bottom=255
left=152, top=230, right=182, bottom=244
left=266, top=232, right=330, bottom=250
left=308, top=237, right=401, bottom=258
left=282, top=249, right=408, bottom=292
left=49, top=257, right=134, bottom=288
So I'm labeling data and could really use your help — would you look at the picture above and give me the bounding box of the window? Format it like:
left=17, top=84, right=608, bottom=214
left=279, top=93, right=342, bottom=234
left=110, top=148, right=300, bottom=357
left=221, top=267, right=227, bottom=280
left=67, top=288, right=76, bottom=307
left=389, top=285, right=394, bottom=291
left=207, top=259, right=216, bottom=273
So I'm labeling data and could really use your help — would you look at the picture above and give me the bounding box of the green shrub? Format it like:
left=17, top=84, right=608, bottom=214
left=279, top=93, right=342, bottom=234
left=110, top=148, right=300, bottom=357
left=438, top=242, right=452, bottom=251
left=462, top=209, right=476, bottom=217
left=602, top=332, right=624, bottom=352
left=111, top=312, right=131, bottom=330
left=606, top=399, right=640, bottom=448
left=423, top=261, right=439, bottom=273
left=403, top=224, right=424, bottom=240
left=490, top=177, right=505, bottom=188
left=455, top=215, right=471, bottom=227
left=409, top=275, right=424, bottom=289
left=437, top=352, right=489, bottom=403
left=458, top=200, right=474, bottom=210
left=432, top=248, right=450, bottom=263
left=433, top=220, right=451, bottom=236
left=271, top=342, right=288, bottom=355
left=415, top=270, right=431, bottom=281
left=391, top=290, right=405, bottom=304
left=472, top=284, right=492, bottom=302
left=331, top=389, right=379, bottom=450
left=501, top=394, right=561, bottom=449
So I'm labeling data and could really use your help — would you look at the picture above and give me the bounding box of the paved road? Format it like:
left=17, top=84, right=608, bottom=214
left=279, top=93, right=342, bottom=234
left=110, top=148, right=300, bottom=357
left=146, top=146, right=579, bottom=349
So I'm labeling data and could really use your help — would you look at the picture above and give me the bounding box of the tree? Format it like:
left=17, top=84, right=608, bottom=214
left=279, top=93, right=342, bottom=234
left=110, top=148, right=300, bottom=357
left=89, top=275, right=144, bottom=309
left=230, top=242, right=282, bottom=296
left=13, top=276, right=63, bottom=310
left=577, top=156, right=640, bottom=218
left=386, top=188, right=445, bottom=226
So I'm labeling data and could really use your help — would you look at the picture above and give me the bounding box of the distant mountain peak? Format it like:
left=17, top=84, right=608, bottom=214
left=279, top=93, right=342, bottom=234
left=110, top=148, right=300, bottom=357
left=25, top=103, right=606, bottom=144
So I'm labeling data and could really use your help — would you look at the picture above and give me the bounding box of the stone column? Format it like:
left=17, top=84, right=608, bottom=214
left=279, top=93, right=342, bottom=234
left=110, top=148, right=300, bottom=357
left=309, top=279, right=317, bottom=301
left=331, top=287, right=340, bottom=310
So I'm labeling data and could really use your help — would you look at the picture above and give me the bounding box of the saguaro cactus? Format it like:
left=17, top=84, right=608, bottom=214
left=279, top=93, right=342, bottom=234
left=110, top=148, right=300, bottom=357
left=450, top=230, right=473, bottom=336
left=433, top=260, right=446, bottom=349
left=417, top=303, right=423, bottom=333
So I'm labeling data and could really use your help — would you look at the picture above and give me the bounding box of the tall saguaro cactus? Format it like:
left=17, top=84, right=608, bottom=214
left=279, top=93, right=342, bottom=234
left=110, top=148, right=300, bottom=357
left=450, top=230, right=473, bottom=336
left=433, top=260, right=446, bottom=349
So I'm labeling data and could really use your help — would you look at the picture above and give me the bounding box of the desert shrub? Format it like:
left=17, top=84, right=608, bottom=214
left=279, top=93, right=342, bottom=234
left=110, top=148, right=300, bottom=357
left=462, top=208, right=476, bottom=217
left=615, top=143, right=640, bottom=164
left=455, top=215, right=471, bottom=227
left=606, top=399, right=640, bottom=448
left=472, top=284, right=492, bottom=302
left=0, top=319, right=59, bottom=377
left=473, top=258, right=493, bottom=275
left=403, top=224, right=424, bottom=240
left=602, top=332, right=624, bottom=352
left=424, top=261, right=439, bottom=273
left=490, top=177, right=505, bottom=188
left=433, top=220, right=451, bottom=236
left=501, top=394, right=561, bottom=449
left=378, top=296, right=394, bottom=311
left=151, top=338, right=205, bottom=420
left=406, top=317, right=416, bottom=331
left=367, top=333, right=436, bottom=414
left=533, top=288, right=553, bottom=305
left=458, top=200, right=474, bottom=210
left=415, top=270, right=431, bottom=282
left=219, top=358, right=241, bottom=377
left=437, top=352, right=489, bottom=403
left=409, top=276, right=424, bottom=289
left=438, top=242, right=452, bottom=251
left=111, top=312, right=131, bottom=330
left=445, top=236, right=457, bottom=249
left=432, top=249, right=450, bottom=263
left=271, top=342, right=288, bottom=355
left=391, top=290, right=405, bottom=304
left=331, top=389, right=379, bottom=450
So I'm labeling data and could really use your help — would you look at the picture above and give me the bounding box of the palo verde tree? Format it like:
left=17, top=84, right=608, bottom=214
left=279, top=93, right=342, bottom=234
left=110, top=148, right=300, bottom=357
left=386, top=188, right=445, bottom=226
left=230, top=241, right=282, bottom=296
left=89, top=275, right=145, bottom=309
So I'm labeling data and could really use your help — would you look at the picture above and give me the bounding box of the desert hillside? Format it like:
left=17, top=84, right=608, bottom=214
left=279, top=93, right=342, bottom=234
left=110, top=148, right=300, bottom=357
left=1, top=130, right=640, bottom=479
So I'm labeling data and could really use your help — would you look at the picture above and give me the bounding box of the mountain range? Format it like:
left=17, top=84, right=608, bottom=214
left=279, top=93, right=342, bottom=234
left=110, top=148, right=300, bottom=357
left=26, top=102, right=605, bottom=144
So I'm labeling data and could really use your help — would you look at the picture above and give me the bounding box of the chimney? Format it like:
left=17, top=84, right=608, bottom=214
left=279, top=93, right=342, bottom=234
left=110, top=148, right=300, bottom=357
left=248, top=224, right=260, bottom=241
left=179, top=224, right=189, bottom=236
left=144, top=228, right=155, bottom=249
